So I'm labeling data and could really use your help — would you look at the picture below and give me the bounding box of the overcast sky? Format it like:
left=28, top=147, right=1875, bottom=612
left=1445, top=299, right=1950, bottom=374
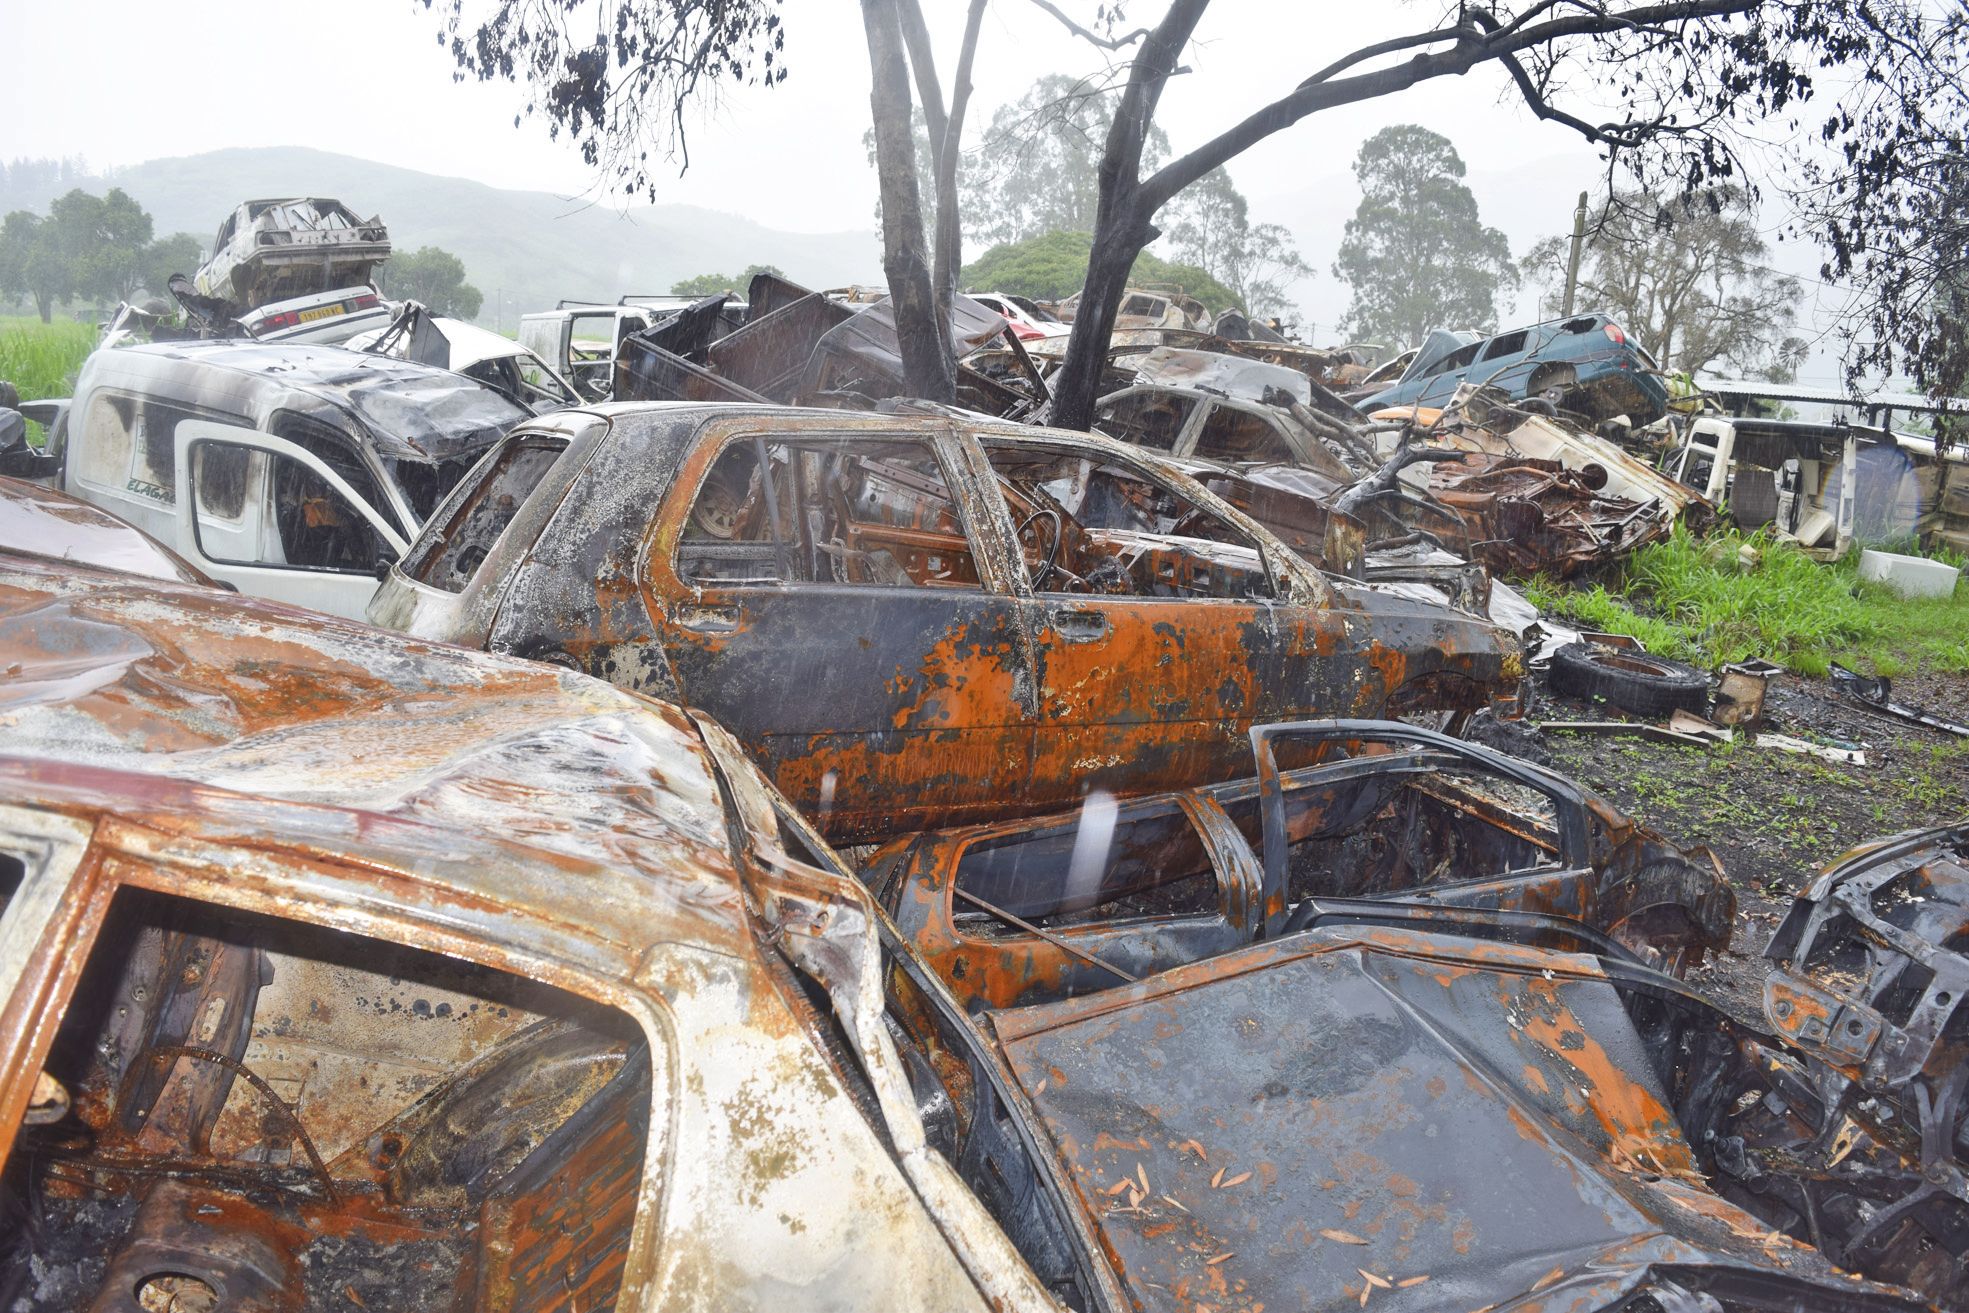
left=1, top=0, right=1859, bottom=381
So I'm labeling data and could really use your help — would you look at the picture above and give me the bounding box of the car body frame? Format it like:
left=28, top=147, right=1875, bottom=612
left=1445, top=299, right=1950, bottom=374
left=1360, top=313, right=1670, bottom=424
left=370, top=403, right=1526, bottom=840
left=193, top=198, right=391, bottom=312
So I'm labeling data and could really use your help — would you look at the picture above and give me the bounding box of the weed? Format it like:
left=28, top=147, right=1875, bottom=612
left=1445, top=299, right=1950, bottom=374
left=0, top=316, right=96, bottom=448
left=1531, top=524, right=1969, bottom=675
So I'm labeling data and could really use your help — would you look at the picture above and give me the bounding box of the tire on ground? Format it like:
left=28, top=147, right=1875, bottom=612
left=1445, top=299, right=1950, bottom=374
left=1547, top=642, right=1709, bottom=719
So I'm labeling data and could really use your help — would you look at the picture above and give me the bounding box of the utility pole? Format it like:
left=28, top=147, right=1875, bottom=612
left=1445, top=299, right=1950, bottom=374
left=1561, top=191, right=1588, bottom=316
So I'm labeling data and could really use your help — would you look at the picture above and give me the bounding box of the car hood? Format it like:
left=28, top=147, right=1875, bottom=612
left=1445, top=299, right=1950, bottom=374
left=987, top=928, right=1922, bottom=1312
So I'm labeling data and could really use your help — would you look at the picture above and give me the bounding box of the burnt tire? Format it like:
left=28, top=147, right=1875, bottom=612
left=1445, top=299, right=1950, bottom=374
left=1547, top=642, right=1709, bottom=719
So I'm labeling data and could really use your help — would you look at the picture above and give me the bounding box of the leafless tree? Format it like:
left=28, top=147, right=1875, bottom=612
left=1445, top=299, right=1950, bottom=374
left=1030, top=1, right=1969, bottom=429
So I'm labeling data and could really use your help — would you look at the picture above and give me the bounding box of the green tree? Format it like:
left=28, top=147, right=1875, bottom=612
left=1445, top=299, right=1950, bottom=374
left=1332, top=127, right=1513, bottom=347
left=670, top=263, right=784, bottom=296
left=965, top=74, right=1169, bottom=249
left=384, top=246, right=484, bottom=319
left=0, top=211, right=66, bottom=322
left=139, top=233, right=202, bottom=301
left=44, top=188, right=155, bottom=306
left=1161, top=168, right=1311, bottom=320
left=961, top=230, right=1236, bottom=310
left=1521, top=190, right=1806, bottom=379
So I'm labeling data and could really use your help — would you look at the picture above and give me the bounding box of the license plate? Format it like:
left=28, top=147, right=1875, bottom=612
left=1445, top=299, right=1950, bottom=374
left=297, top=303, right=347, bottom=324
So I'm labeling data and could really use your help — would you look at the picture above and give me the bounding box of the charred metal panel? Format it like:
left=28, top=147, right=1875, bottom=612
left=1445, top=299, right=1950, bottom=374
left=993, top=930, right=1926, bottom=1313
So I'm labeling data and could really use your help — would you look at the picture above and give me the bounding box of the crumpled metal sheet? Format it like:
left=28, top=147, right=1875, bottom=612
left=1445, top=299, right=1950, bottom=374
left=1125, top=346, right=1313, bottom=407
left=992, top=928, right=1926, bottom=1313
left=1429, top=450, right=1673, bottom=578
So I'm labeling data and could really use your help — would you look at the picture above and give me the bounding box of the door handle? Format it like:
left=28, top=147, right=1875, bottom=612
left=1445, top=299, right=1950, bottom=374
left=1050, top=607, right=1110, bottom=643
left=676, top=602, right=742, bottom=633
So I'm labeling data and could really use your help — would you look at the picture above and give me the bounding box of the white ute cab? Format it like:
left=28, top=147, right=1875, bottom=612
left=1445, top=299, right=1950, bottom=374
left=47, top=340, right=528, bottom=619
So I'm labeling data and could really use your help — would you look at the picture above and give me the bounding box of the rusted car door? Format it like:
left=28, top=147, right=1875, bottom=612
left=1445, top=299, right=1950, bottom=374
left=642, top=418, right=1039, bottom=837
left=972, top=435, right=1354, bottom=807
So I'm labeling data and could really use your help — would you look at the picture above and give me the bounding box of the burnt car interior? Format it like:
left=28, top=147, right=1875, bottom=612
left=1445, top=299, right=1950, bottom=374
left=981, top=443, right=1277, bottom=599
left=406, top=434, right=571, bottom=592
left=2, top=874, right=651, bottom=1313
left=871, top=722, right=1743, bottom=1018
left=679, top=435, right=983, bottom=588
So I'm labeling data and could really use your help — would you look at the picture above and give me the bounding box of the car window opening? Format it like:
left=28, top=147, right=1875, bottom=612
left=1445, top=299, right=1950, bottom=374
left=408, top=435, right=569, bottom=592
left=679, top=436, right=983, bottom=589
left=954, top=801, right=1220, bottom=929
left=2, top=884, right=655, bottom=1313
left=982, top=443, right=1277, bottom=600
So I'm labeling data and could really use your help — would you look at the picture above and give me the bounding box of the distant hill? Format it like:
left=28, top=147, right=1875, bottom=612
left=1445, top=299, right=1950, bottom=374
left=8, top=147, right=883, bottom=325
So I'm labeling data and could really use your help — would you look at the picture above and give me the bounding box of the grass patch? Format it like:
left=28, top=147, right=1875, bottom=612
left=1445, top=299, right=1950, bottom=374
left=0, top=315, right=97, bottom=449
left=0, top=316, right=95, bottom=403
left=1526, top=524, right=1969, bottom=676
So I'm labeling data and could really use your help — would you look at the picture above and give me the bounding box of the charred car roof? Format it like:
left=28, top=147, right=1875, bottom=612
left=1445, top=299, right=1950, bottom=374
left=77, top=340, right=529, bottom=463
left=0, top=553, right=747, bottom=961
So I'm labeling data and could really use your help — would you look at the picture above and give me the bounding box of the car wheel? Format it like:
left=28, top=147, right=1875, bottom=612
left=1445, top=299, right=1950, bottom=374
left=1528, top=364, right=1578, bottom=408
left=1547, top=642, right=1709, bottom=719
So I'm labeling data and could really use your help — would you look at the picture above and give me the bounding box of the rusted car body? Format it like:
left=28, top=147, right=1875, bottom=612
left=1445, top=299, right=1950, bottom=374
left=3, top=559, right=1955, bottom=1311
left=871, top=725, right=1969, bottom=1308
left=1753, top=821, right=1969, bottom=1298
left=873, top=721, right=1735, bottom=1011
left=0, top=556, right=1078, bottom=1311
left=368, top=404, right=1525, bottom=840
left=0, top=473, right=220, bottom=587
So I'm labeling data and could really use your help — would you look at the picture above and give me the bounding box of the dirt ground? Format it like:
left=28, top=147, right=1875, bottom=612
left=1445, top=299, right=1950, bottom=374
left=1535, top=666, right=1969, bottom=1023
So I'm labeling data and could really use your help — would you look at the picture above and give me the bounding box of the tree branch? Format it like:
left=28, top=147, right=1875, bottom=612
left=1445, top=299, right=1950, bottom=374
left=1023, top=0, right=1151, bottom=50
left=1136, top=0, right=1757, bottom=215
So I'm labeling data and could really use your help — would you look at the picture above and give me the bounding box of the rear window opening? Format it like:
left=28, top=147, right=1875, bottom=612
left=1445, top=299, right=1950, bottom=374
left=1223, top=757, right=1560, bottom=903
left=407, top=435, right=568, bottom=592
left=3, top=886, right=655, bottom=1313
left=953, top=799, right=1221, bottom=929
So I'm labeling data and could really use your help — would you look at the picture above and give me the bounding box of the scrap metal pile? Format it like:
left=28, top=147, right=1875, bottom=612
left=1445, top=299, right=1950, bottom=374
left=617, top=274, right=1709, bottom=596
left=4, top=225, right=1967, bottom=1312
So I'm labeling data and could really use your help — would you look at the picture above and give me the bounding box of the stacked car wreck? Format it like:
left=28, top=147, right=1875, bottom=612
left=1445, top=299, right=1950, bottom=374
left=5, top=227, right=1969, bottom=1312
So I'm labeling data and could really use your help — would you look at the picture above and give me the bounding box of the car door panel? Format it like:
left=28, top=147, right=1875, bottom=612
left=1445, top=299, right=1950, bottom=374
left=643, top=425, right=1038, bottom=839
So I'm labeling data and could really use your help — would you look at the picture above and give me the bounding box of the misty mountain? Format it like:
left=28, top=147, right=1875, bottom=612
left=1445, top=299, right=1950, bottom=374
left=3, top=147, right=882, bottom=325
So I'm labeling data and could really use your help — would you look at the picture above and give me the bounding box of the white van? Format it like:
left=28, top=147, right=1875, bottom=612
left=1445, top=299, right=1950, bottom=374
left=43, top=340, right=529, bottom=619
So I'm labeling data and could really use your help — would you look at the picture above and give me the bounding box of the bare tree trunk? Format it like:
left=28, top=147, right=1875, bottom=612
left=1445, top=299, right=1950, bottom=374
left=34, top=293, right=52, bottom=324
left=1051, top=203, right=1156, bottom=431
left=932, top=1, right=987, bottom=320
left=1046, top=0, right=1207, bottom=430
left=860, top=0, right=955, bottom=403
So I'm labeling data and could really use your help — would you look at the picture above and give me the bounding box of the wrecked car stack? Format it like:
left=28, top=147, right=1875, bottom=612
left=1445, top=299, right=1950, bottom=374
left=6, top=540, right=1969, bottom=1310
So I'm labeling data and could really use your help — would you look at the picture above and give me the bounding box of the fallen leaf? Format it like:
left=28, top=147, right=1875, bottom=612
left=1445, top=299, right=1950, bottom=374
left=1127, top=1187, right=1143, bottom=1209
left=1396, top=1274, right=1430, bottom=1288
left=1220, top=1170, right=1252, bottom=1188
left=1320, top=1228, right=1368, bottom=1245
left=1033, top=1079, right=1048, bottom=1096
left=1137, top=1162, right=1151, bottom=1194
left=1103, top=1178, right=1133, bottom=1197
left=1360, top=1269, right=1390, bottom=1290
left=1358, top=1283, right=1371, bottom=1307
left=1211, top=1167, right=1225, bottom=1188
left=1181, top=1138, right=1208, bottom=1160
left=1205, top=1253, right=1234, bottom=1266
left=1161, top=1193, right=1190, bottom=1213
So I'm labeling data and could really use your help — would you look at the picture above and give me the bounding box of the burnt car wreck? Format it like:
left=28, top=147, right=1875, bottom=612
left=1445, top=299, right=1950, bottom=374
left=369, top=403, right=1526, bottom=839
left=5, top=552, right=1969, bottom=1312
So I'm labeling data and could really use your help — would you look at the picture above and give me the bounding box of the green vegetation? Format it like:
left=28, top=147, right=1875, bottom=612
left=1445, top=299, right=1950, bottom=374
left=960, top=231, right=1238, bottom=311
left=0, top=189, right=176, bottom=322
left=671, top=263, right=783, bottom=296
left=0, top=315, right=93, bottom=401
left=1522, top=524, right=1969, bottom=677
left=383, top=245, right=483, bottom=319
